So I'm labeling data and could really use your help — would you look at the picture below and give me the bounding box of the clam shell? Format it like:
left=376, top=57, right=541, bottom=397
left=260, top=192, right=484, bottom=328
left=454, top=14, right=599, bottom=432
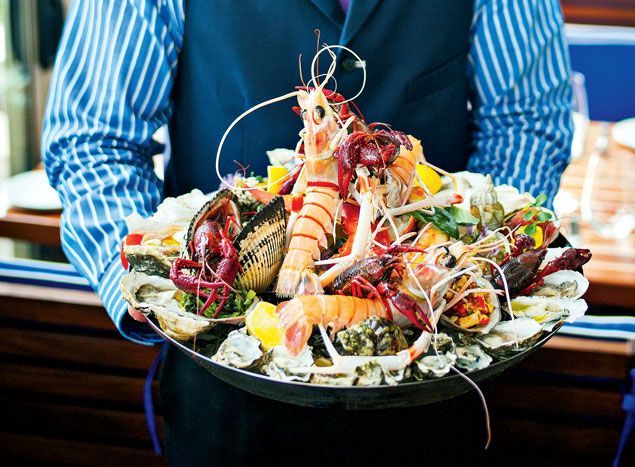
left=182, top=190, right=239, bottom=259
left=476, top=318, right=542, bottom=357
left=120, top=271, right=243, bottom=341
left=440, top=278, right=501, bottom=334
left=533, top=270, right=589, bottom=300
left=234, top=197, right=286, bottom=293
left=508, top=295, right=587, bottom=332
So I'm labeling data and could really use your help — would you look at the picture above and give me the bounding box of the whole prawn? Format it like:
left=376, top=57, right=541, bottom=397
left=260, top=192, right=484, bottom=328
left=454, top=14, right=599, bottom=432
left=275, top=85, right=343, bottom=297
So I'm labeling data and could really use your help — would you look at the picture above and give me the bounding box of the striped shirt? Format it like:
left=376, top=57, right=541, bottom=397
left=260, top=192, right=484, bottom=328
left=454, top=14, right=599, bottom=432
left=42, top=0, right=573, bottom=344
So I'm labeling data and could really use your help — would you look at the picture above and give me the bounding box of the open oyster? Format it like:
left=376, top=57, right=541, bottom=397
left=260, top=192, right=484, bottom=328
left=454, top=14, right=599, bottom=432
left=508, top=295, right=587, bottom=332
left=120, top=270, right=244, bottom=340
left=531, top=270, right=589, bottom=300
left=455, top=345, right=493, bottom=371
left=212, top=329, right=263, bottom=369
left=123, top=189, right=211, bottom=277
left=261, top=346, right=314, bottom=382
left=336, top=316, right=409, bottom=356
left=441, top=277, right=501, bottom=334
left=475, top=318, right=543, bottom=358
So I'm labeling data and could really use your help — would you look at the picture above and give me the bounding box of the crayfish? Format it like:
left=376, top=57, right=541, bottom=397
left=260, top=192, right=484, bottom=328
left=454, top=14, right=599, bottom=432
left=495, top=246, right=592, bottom=296
left=334, top=124, right=413, bottom=198
left=332, top=246, right=433, bottom=332
left=169, top=195, right=241, bottom=317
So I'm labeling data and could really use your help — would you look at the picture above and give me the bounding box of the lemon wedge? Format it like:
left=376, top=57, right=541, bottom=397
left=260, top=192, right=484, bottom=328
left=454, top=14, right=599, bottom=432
left=267, top=166, right=288, bottom=195
left=415, top=164, right=443, bottom=194
left=245, top=301, right=283, bottom=351
left=518, top=225, right=544, bottom=249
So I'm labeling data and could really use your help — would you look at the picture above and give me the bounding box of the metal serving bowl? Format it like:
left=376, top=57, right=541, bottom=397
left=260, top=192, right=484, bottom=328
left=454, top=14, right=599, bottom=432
left=147, top=235, right=572, bottom=409
left=147, top=317, right=561, bottom=410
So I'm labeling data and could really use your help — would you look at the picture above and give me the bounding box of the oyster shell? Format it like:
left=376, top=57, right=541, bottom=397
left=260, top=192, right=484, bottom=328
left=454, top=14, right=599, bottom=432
left=476, top=318, right=542, bottom=357
left=508, top=295, right=587, bottom=332
left=261, top=346, right=314, bottom=382
left=440, top=277, right=501, bottom=334
left=455, top=345, right=493, bottom=371
left=309, top=361, right=407, bottom=387
left=123, top=244, right=179, bottom=277
left=120, top=271, right=213, bottom=340
left=532, top=270, right=589, bottom=300
left=126, top=189, right=211, bottom=234
left=310, top=373, right=358, bottom=386
left=443, top=172, right=534, bottom=215
left=124, top=190, right=211, bottom=277
left=212, top=329, right=263, bottom=369
left=120, top=271, right=244, bottom=340
left=336, top=316, right=409, bottom=356
left=412, top=353, right=457, bottom=379
left=233, top=197, right=286, bottom=293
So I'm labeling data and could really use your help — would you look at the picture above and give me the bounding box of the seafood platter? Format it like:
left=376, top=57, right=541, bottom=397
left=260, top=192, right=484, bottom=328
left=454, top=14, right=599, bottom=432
left=120, top=46, right=591, bottom=409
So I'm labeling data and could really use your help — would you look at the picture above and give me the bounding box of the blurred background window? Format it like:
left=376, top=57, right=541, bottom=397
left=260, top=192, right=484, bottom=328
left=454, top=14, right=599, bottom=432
left=0, top=0, right=63, bottom=179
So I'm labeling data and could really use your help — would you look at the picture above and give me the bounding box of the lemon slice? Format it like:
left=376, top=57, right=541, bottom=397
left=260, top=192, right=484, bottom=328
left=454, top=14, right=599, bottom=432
left=415, top=164, right=443, bottom=194
left=517, top=225, right=544, bottom=249
left=245, top=301, right=283, bottom=351
left=267, top=166, right=289, bottom=195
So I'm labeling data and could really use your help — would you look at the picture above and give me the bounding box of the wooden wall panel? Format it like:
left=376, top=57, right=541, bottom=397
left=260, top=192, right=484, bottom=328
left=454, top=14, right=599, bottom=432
left=562, top=0, right=635, bottom=27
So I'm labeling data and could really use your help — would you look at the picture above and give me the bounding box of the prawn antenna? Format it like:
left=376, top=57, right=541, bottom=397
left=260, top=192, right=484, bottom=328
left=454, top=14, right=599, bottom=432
left=298, top=53, right=306, bottom=87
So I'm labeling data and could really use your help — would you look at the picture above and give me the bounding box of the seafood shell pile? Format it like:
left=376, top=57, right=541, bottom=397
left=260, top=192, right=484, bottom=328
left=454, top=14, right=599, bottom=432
left=120, top=46, right=591, bottom=387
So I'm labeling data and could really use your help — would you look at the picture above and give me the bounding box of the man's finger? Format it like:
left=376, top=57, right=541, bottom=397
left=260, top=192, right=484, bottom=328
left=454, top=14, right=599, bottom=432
left=128, top=305, right=148, bottom=323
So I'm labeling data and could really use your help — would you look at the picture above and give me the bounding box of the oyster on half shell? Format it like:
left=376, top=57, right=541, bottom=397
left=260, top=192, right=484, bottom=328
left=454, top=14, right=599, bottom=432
left=261, top=346, right=314, bottom=382
left=212, top=329, right=263, bottom=369
left=508, top=295, right=587, bottom=332
left=441, top=277, right=501, bottom=334
left=120, top=270, right=244, bottom=341
left=455, top=345, right=493, bottom=371
left=475, top=318, right=543, bottom=358
left=123, top=244, right=179, bottom=278
left=532, top=270, right=589, bottom=300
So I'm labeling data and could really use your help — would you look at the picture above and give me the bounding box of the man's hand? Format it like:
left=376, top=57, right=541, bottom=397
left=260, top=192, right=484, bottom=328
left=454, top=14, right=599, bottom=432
left=128, top=306, right=148, bottom=323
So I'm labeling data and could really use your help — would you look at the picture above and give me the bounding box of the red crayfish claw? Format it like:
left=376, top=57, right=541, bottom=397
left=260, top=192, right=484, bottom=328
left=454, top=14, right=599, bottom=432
left=376, top=282, right=434, bottom=332
left=335, top=128, right=413, bottom=198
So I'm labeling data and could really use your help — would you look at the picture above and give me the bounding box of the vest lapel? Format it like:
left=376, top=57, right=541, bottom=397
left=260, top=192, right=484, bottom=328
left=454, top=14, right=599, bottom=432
left=306, top=0, right=345, bottom=28
left=340, top=0, right=382, bottom=45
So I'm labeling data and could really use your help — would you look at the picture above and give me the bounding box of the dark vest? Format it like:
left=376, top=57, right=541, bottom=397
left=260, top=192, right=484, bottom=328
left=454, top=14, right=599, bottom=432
left=162, top=4, right=481, bottom=465
left=166, top=0, right=474, bottom=197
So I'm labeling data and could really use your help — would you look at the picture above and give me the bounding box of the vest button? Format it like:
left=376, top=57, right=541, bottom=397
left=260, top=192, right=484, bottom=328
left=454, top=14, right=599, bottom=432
left=341, top=57, right=358, bottom=72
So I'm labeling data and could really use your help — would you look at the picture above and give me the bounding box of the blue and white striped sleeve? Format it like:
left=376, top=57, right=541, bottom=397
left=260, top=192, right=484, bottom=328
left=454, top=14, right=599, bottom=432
left=467, top=0, right=574, bottom=205
left=42, top=0, right=185, bottom=344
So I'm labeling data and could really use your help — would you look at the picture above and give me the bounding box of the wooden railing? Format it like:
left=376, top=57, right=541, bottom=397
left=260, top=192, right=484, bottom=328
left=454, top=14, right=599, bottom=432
left=562, top=0, right=635, bottom=27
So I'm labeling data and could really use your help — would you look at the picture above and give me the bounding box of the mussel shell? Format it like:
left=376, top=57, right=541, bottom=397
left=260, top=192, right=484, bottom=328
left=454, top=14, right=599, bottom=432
left=181, top=190, right=240, bottom=259
left=234, top=197, right=286, bottom=293
left=440, top=277, right=501, bottom=334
